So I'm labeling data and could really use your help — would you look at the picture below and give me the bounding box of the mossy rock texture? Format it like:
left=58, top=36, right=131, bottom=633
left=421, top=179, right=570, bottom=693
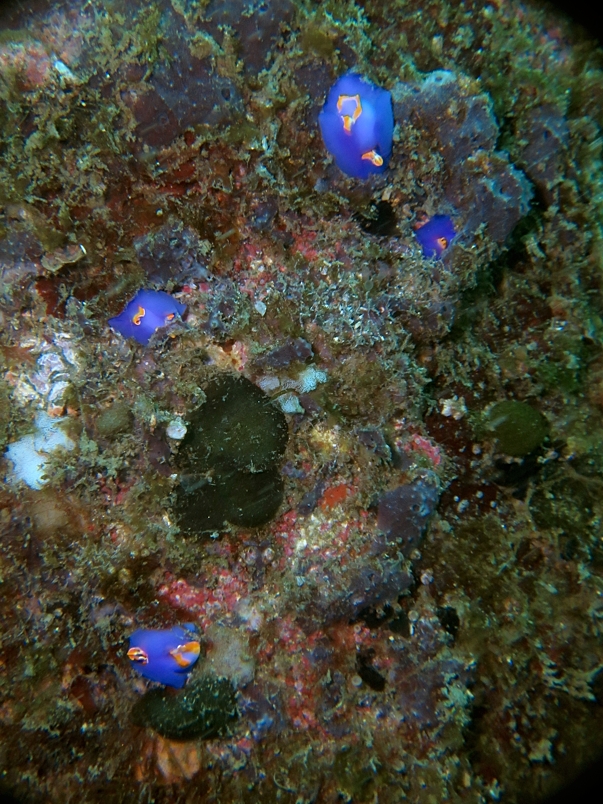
left=529, top=472, right=594, bottom=533
left=131, top=674, right=238, bottom=741
left=174, top=374, right=288, bottom=534
left=95, top=402, right=133, bottom=439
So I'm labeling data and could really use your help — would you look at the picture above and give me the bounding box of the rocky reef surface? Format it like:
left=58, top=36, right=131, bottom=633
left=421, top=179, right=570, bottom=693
left=1, top=1, right=603, bottom=802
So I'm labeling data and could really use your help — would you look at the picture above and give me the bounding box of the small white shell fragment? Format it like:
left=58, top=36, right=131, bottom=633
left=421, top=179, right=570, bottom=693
left=47, top=380, right=71, bottom=407
left=54, top=336, right=80, bottom=367
left=257, top=375, right=280, bottom=393
left=53, top=59, right=80, bottom=85
left=33, top=412, right=74, bottom=453
left=254, top=300, right=267, bottom=316
left=276, top=392, right=304, bottom=415
left=166, top=418, right=187, bottom=440
left=440, top=395, right=467, bottom=420
left=8, top=333, right=82, bottom=411
left=4, top=435, right=46, bottom=490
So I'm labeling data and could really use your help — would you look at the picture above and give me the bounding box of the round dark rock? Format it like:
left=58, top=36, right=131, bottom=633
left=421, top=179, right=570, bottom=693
left=131, top=674, right=238, bottom=741
left=180, top=374, right=288, bottom=473
left=175, top=374, right=288, bottom=534
left=484, top=400, right=548, bottom=457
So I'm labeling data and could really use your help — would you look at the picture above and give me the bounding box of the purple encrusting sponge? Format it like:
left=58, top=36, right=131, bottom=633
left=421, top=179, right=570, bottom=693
left=414, top=215, right=457, bottom=259
left=108, top=289, right=186, bottom=346
left=127, top=625, right=201, bottom=688
left=319, top=73, right=394, bottom=179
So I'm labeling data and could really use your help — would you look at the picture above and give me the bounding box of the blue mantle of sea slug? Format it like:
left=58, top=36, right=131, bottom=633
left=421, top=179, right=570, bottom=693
left=319, top=73, right=394, bottom=179
left=414, top=215, right=457, bottom=259
left=108, top=289, right=186, bottom=345
left=127, top=625, right=201, bottom=688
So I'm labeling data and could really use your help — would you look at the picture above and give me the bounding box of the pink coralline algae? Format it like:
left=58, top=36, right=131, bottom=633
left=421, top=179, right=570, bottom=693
left=157, top=570, right=254, bottom=634
left=277, top=484, right=438, bottom=630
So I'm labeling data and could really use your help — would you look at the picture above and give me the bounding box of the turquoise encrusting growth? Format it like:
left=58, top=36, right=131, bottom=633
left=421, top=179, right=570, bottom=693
left=319, top=73, right=394, bottom=179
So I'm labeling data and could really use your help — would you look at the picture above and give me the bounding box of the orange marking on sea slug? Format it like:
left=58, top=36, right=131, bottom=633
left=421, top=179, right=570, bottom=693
left=165, top=313, right=175, bottom=321
left=436, top=236, right=449, bottom=251
left=361, top=150, right=383, bottom=166
left=169, top=641, right=201, bottom=668
left=132, top=306, right=146, bottom=326
left=337, top=93, right=362, bottom=133
left=127, top=646, right=149, bottom=664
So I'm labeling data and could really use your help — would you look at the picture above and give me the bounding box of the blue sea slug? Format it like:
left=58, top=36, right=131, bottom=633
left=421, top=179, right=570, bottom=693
left=414, top=215, right=456, bottom=258
left=108, top=289, right=186, bottom=345
left=127, top=625, right=201, bottom=688
left=319, top=73, right=394, bottom=179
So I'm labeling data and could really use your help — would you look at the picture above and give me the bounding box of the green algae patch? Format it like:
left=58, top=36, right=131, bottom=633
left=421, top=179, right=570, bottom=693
left=95, top=402, right=133, bottom=439
left=174, top=374, right=288, bottom=534
left=483, top=400, right=548, bottom=457
left=300, top=25, right=336, bottom=59
left=131, top=674, right=238, bottom=741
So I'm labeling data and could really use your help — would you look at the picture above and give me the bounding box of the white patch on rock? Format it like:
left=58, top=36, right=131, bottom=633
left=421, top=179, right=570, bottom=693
left=4, top=412, right=74, bottom=489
